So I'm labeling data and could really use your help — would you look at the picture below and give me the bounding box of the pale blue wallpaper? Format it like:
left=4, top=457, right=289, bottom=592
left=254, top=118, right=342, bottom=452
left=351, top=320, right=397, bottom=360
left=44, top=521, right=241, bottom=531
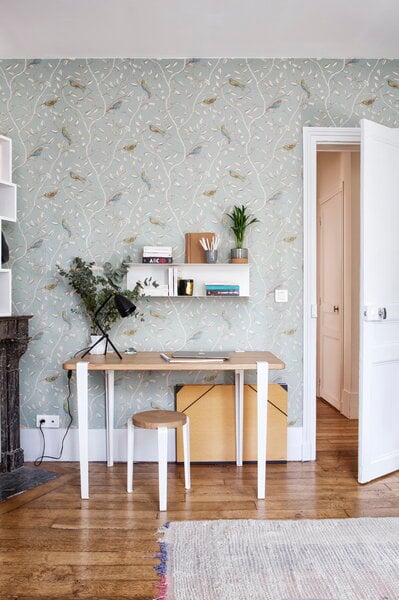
left=1, top=58, right=398, bottom=430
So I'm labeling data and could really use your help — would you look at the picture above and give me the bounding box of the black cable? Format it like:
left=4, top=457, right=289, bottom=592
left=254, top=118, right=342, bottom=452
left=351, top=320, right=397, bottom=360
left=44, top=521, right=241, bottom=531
left=34, top=370, right=74, bottom=466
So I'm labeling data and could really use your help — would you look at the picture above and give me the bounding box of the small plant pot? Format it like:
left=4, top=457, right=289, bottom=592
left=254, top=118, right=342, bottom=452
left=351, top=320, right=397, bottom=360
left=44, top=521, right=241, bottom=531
left=230, top=248, right=248, bottom=263
left=205, top=249, right=218, bottom=263
left=89, top=335, right=108, bottom=354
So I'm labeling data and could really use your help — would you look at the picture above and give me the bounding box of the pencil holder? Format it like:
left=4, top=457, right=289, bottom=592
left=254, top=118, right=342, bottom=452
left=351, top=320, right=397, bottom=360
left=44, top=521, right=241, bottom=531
left=205, top=250, right=218, bottom=263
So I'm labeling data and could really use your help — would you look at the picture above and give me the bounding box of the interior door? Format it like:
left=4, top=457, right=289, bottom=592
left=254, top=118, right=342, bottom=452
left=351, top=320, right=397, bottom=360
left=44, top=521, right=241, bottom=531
left=358, top=118, right=399, bottom=483
left=318, top=187, right=343, bottom=411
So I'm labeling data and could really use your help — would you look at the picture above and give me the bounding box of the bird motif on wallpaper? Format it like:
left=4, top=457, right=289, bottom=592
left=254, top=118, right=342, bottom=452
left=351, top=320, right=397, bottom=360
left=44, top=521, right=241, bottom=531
left=28, top=239, right=43, bottom=251
left=107, top=192, right=123, bottom=204
left=221, top=311, right=232, bottom=329
left=122, top=236, right=138, bottom=244
left=345, top=58, right=360, bottom=66
left=61, top=311, right=72, bottom=328
left=388, top=79, right=399, bottom=89
left=150, top=310, right=165, bottom=320
left=61, top=219, right=72, bottom=237
left=43, top=189, right=59, bottom=199
left=45, top=374, right=60, bottom=383
left=283, top=235, right=297, bottom=243
left=283, top=142, right=297, bottom=151
left=31, top=331, right=44, bottom=341
left=228, top=78, right=246, bottom=90
left=44, top=281, right=59, bottom=291
left=188, top=330, right=203, bottom=341
left=28, top=146, right=43, bottom=159
left=282, top=327, right=297, bottom=336
left=203, top=97, right=217, bottom=105
left=220, top=125, right=232, bottom=144
left=149, top=217, right=165, bottom=227
left=187, top=145, right=202, bottom=157
left=122, top=143, right=138, bottom=152
left=69, top=79, right=86, bottom=90
left=69, top=171, right=86, bottom=182
left=140, top=79, right=151, bottom=98
left=43, top=97, right=59, bottom=107
left=186, top=58, right=201, bottom=66
left=141, top=171, right=151, bottom=190
left=27, top=59, right=42, bottom=67
left=61, top=127, right=72, bottom=145
left=106, top=99, right=123, bottom=112
left=266, top=99, right=282, bottom=111
left=267, top=191, right=283, bottom=203
left=149, top=124, right=166, bottom=136
left=203, top=189, right=217, bottom=197
left=300, top=80, right=311, bottom=98
left=123, top=328, right=139, bottom=336
left=361, top=98, right=377, bottom=106
left=229, top=169, right=245, bottom=181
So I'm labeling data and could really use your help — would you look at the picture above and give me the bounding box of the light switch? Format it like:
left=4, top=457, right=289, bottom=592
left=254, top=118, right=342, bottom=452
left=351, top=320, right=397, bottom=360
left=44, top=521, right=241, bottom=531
left=275, top=289, right=288, bottom=303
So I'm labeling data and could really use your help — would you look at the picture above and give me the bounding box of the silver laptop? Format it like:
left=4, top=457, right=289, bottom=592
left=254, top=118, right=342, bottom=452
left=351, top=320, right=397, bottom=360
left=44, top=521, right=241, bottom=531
left=172, top=350, right=230, bottom=360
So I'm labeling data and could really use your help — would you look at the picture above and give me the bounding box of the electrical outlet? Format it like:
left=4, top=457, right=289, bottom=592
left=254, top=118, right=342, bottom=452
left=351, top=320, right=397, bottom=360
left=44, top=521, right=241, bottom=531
left=36, top=415, right=60, bottom=428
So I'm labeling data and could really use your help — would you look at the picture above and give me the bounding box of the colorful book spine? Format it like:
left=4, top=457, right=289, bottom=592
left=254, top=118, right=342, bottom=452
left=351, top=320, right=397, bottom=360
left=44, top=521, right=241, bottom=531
left=206, top=290, right=240, bottom=296
left=142, top=256, right=173, bottom=263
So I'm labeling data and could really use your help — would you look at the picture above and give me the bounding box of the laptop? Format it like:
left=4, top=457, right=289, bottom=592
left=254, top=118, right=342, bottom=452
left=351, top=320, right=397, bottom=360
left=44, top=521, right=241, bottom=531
left=171, top=350, right=231, bottom=360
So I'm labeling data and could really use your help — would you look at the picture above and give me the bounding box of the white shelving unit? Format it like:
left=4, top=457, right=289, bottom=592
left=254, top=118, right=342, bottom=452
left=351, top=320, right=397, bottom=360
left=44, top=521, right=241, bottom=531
left=0, top=135, right=17, bottom=316
left=127, top=263, right=250, bottom=298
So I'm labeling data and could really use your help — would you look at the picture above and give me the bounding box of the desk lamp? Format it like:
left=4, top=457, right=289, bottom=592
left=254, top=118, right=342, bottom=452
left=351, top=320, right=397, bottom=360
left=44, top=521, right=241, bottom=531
left=81, top=293, right=136, bottom=360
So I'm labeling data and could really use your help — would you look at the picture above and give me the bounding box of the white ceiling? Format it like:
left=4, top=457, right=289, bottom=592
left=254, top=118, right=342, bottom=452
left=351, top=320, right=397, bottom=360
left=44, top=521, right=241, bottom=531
left=1, top=0, right=399, bottom=59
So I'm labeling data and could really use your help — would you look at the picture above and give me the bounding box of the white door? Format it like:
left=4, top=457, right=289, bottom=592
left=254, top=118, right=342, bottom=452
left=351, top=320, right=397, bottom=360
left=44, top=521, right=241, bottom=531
left=358, top=118, right=399, bottom=483
left=318, top=187, right=343, bottom=411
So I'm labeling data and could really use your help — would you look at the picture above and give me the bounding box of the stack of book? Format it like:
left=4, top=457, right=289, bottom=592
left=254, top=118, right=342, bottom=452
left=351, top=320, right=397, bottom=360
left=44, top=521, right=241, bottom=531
left=205, top=283, right=240, bottom=296
left=142, top=246, right=173, bottom=264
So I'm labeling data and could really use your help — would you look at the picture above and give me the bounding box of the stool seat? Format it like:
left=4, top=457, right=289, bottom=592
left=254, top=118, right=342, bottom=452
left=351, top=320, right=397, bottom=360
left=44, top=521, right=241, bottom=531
left=132, top=409, right=187, bottom=430
left=127, top=409, right=190, bottom=511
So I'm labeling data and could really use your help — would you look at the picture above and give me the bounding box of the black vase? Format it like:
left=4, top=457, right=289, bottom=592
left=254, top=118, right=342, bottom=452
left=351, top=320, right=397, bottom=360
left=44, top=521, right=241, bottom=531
left=1, top=232, right=9, bottom=264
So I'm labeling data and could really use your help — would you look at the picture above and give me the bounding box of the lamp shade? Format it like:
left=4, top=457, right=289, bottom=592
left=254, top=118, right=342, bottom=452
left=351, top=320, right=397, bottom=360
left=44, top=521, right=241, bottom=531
left=114, top=293, right=136, bottom=318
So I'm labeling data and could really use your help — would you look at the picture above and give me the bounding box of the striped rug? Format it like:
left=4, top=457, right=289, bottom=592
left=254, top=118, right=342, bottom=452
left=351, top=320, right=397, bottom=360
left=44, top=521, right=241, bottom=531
left=155, top=518, right=399, bottom=599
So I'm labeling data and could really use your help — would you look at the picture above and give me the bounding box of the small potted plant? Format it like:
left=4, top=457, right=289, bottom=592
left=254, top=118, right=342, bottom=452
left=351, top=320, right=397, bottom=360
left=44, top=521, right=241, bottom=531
left=226, top=204, right=260, bottom=263
left=57, top=256, right=157, bottom=351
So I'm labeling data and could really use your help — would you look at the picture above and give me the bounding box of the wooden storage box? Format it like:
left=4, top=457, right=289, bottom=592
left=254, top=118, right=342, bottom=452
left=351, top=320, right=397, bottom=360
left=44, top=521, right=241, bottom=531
left=175, top=383, right=287, bottom=462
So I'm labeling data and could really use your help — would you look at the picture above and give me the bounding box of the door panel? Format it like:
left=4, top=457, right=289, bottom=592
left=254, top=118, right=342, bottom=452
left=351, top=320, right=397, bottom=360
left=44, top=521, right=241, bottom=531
left=358, top=118, right=399, bottom=483
left=318, top=188, right=343, bottom=410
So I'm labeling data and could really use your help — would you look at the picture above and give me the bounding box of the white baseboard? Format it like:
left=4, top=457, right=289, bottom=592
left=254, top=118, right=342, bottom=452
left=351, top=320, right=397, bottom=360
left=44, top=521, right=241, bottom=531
left=21, top=426, right=304, bottom=463
left=341, top=388, right=359, bottom=419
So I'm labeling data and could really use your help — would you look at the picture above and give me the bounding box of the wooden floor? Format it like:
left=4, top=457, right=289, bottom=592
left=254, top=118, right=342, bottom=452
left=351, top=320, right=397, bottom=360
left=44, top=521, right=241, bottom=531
left=1, top=399, right=399, bottom=599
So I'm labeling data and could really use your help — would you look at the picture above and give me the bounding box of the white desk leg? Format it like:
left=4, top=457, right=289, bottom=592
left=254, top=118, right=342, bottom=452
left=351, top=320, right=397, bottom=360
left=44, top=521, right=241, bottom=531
left=105, top=370, right=114, bottom=467
left=76, top=362, right=89, bottom=499
left=257, top=361, right=269, bottom=500
left=234, top=369, right=244, bottom=467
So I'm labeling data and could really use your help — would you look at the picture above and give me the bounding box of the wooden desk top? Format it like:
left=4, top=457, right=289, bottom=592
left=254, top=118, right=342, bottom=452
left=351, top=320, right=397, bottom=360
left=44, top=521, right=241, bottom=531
left=63, top=351, right=285, bottom=372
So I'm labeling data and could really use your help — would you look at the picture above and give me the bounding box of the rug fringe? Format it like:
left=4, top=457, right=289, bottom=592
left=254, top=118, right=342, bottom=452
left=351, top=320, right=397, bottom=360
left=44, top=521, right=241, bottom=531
left=152, top=522, right=170, bottom=600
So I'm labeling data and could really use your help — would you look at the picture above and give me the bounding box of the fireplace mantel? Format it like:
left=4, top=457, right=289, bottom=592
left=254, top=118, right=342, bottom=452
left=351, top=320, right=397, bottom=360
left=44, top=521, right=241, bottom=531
left=0, top=316, right=32, bottom=472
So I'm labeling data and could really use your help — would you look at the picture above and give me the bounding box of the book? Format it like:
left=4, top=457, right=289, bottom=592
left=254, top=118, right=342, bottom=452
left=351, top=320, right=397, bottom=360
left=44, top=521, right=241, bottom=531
left=142, top=256, right=173, bottom=263
left=185, top=232, right=214, bottom=263
left=205, top=284, right=240, bottom=290
left=143, top=246, right=173, bottom=255
left=160, top=352, right=225, bottom=363
left=206, top=290, right=240, bottom=296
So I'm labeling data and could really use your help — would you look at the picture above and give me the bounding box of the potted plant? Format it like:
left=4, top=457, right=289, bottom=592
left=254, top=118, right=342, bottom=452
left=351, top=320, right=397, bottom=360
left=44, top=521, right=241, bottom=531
left=225, top=204, right=260, bottom=263
left=57, top=256, right=157, bottom=351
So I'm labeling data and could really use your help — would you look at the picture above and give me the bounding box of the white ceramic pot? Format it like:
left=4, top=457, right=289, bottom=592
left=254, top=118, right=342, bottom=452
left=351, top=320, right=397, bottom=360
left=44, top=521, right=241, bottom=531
left=89, top=335, right=107, bottom=354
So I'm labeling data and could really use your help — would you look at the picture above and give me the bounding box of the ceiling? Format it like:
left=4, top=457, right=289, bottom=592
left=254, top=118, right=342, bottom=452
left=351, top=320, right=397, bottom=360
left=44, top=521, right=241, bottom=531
left=1, top=0, right=399, bottom=59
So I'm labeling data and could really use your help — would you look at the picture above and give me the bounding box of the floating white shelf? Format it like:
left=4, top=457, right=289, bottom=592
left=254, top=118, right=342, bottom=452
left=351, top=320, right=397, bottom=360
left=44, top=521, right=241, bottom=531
left=0, top=136, right=16, bottom=316
left=127, top=263, right=250, bottom=298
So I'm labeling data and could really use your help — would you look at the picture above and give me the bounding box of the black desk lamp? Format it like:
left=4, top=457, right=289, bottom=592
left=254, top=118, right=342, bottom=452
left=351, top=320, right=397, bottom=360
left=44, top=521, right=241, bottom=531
left=81, top=293, right=136, bottom=360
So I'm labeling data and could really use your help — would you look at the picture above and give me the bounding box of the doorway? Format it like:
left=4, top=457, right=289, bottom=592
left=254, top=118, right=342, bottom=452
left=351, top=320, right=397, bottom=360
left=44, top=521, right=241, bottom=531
left=316, top=149, right=360, bottom=420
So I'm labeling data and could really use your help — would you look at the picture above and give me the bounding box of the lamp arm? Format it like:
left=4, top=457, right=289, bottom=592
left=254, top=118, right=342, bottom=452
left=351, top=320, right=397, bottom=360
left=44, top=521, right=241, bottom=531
left=93, top=293, right=114, bottom=321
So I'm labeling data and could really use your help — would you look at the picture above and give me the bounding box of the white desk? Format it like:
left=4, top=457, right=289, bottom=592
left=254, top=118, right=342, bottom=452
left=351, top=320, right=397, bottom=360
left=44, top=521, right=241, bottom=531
left=63, top=351, right=285, bottom=500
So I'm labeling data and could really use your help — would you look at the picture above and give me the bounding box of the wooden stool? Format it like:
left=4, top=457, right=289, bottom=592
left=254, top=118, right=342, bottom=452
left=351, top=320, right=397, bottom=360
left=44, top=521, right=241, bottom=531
left=127, top=410, right=190, bottom=511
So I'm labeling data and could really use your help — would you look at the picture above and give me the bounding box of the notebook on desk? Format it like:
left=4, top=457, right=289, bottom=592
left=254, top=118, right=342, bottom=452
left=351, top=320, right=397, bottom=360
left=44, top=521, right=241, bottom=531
left=172, top=350, right=231, bottom=359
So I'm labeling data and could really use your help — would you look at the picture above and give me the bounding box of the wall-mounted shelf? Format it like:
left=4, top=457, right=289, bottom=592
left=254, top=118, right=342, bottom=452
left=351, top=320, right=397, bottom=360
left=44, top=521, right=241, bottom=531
left=127, top=263, right=250, bottom=298
left=0, top=136, right=15, bottom=316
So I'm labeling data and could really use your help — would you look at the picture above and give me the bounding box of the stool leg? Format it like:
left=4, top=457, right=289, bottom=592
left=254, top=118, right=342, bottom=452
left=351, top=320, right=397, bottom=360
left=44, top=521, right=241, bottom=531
left=127, top=418, right=134, bottom=493
left=182, top=419, right=191, bottom=490
left=158, top=426, right=168, bottom=511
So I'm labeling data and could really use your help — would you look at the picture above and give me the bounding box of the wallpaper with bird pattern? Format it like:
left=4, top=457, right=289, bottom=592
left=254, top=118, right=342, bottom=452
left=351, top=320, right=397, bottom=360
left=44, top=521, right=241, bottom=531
left=0, top=58, right=398, bottom=430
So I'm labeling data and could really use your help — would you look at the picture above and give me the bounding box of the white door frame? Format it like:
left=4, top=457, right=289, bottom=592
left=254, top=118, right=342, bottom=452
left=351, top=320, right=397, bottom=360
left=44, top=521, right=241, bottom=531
left=302, top=127, right=361, bottom=460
